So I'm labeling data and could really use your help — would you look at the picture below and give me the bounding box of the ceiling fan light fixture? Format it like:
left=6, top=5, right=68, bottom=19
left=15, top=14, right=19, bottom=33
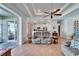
left=51, top=15, right=53, bottom=19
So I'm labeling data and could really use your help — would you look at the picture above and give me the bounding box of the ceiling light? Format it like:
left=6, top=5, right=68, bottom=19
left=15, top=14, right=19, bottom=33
left=38, top=9, right=41, bottom=12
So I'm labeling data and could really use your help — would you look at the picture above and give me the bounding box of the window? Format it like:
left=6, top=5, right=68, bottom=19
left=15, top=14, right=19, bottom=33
left=0, top=24, right=2, bottom=41
left=74, top=20, right=79, bottom=36
left=8, top=21, right=17, bottom=40
left=0, top=20, right=2, bottom=42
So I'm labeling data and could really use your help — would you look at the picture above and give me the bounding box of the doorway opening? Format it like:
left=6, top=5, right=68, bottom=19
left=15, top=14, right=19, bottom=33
left=58, top=25, right=60, bottom=36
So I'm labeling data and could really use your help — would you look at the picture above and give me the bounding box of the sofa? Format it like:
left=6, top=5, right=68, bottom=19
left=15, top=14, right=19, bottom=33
left=61, top=40, right=79, bottom=56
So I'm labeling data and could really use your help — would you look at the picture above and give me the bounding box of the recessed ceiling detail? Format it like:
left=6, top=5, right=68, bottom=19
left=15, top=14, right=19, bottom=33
left=0, top=7, right=15, bottom=16
left=2, top=3, right=78, bottom=19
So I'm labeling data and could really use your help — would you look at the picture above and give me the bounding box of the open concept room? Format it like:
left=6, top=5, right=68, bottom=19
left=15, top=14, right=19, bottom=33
left=0, top=3, right=79, bottom=56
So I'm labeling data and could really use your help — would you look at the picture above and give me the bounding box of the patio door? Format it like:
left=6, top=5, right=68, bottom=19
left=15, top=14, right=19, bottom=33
left=8, top=21, right=17, bottom=41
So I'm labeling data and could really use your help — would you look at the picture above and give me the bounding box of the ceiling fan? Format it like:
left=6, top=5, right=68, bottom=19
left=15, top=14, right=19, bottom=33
left=43, top=9, right=62, bottom=19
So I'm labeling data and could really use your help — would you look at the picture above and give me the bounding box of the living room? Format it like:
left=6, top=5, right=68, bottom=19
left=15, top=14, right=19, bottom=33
left=0, top=3, right=79, bottom=56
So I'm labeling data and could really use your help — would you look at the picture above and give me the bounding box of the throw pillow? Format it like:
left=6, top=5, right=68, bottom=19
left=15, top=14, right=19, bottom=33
left=65, top=42, right=71, bottom=47
left=70, top=39, right=79, bottom=49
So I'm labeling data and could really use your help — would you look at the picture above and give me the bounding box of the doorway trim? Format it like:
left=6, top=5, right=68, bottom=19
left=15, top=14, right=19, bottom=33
left=0, top=4, right=22, bottom=45
left=58, top=25, right=60, bottom=36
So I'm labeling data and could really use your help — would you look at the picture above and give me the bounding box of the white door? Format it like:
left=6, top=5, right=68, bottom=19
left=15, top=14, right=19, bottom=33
left=8, top=21, right=17, bottom=41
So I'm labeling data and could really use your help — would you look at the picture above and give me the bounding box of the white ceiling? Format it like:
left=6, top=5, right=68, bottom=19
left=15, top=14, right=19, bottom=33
left=2, top=3, right=66, bottom=17
left=1, top=3, right=79, bottom=19
left=33, top=3, right=65, bottom=11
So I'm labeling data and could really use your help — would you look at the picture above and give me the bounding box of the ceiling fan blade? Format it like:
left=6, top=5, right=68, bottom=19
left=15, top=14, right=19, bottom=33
left=54, top=14, right=62, bottom=16
left=44, top=12, right=50, bottom=14
left=51, top=9, right=60, bottom=14
left=43, top=15, right=49, bottom=17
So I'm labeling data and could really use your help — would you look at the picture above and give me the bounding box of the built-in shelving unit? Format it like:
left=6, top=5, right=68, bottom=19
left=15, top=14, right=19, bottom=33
left=32, top=27, right=51, bottom=44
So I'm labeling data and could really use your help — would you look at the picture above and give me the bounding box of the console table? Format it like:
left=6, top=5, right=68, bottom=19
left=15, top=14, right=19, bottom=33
left=0, top=48, right=11, bottom=56
left=52, top=32, right=58, bottom=44
left=53, top=36, right=58, bottom=44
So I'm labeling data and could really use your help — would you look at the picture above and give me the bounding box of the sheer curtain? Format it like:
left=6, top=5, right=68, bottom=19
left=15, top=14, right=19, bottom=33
left=0, top=20, right=3, bottom=42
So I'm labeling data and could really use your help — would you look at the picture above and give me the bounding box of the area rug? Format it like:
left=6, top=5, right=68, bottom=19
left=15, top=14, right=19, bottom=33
left=0, top=42, right=17, bottom=49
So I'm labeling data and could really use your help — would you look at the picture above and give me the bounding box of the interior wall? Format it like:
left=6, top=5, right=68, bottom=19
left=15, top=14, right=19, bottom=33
left=22, top=18, right=35, bottom=44
left=51, top=20, right=58, bottom=33
left=60, top=17, right=79, bottom=38
left=60, top=19, right=68, bottom=37
left=33, top=22, right=51, bottom=31
left=22, top=18, right=28, bottom=44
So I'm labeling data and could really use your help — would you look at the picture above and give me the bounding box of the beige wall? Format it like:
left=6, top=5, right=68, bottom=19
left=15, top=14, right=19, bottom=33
left=60, top=18, right=79, bottom=39
left=22, top=18, right=34, bottom=43
left=22, top=18, right=28, bottom=43
left=51, top=20, right=59, bottom=33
